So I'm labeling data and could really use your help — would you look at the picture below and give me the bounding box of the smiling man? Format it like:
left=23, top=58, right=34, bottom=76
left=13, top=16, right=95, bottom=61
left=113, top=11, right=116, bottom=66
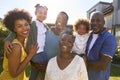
left=86, top=11, right=117, bottom=80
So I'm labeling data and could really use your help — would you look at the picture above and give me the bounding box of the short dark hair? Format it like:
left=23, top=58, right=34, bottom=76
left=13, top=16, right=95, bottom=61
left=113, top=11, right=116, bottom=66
left=60, top=11, right=69, bottom=21
left=73, top=18, right=90, bottom=32
left=3, top=8, right=32, bottom=32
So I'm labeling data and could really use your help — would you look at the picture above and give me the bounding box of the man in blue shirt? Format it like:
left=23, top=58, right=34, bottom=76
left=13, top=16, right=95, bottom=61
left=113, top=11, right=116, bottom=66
left=86, top=11, right=117, bottom=80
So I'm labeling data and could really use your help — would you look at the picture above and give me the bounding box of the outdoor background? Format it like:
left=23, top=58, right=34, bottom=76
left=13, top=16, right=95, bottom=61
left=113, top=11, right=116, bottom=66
left=0, top=0, right=120, bottom=80
left=0, top=0, right=112, bottom=24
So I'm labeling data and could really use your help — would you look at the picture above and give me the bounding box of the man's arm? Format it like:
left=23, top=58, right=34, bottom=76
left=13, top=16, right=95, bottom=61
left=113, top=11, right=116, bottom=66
left=4, top=32, right=16, bottom=53
left=87, top=53, right=111, bottom=70
left=87, top=35, right=117, bottom=71
left=4, top=32, right=16, bottom=41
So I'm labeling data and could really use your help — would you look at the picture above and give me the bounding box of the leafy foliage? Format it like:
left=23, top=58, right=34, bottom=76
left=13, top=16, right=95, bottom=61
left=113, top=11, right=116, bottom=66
left=0, top=22, right=10, bottom=64
left=110, top=65, right=120, bottom=80
left=112, top=48, right=120, bottom=64
left=115, top=47, right=120, bottom=55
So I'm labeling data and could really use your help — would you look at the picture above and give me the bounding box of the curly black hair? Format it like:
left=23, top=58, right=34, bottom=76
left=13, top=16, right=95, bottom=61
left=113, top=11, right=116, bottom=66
left=73, top=18, right=90, bottom=32
left=60, top=11, right=69, bottom=21
left=3, top=8, right=32, bottom=32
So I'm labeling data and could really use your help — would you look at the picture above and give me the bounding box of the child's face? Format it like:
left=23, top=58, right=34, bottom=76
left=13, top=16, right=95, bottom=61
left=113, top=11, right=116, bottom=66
left=77, top=24, right=88, bottom=35
left=35, top=7, right=47, bottom=22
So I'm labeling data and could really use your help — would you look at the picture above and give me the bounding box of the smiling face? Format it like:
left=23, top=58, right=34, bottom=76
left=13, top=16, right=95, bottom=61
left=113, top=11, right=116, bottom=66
left=35, top=7, right=47, bottom=22
left=55, top=13, right=68, bottom=32
left=14, top=19, right=30, bottom=39
left=77, top=24, right=88, bottom=35
left=60, top=34, right=74, bottom=53
left=91, top=12, right=105, bottom=34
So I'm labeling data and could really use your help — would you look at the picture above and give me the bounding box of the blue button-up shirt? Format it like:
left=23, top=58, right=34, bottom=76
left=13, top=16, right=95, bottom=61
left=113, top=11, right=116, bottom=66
left=86, top=29, right=117, bottom=80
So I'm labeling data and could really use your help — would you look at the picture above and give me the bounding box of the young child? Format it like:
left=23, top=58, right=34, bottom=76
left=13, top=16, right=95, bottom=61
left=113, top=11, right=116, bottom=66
left=72, top=18, right=90, bottom=57
left=28, top=4, right=49, bottom=80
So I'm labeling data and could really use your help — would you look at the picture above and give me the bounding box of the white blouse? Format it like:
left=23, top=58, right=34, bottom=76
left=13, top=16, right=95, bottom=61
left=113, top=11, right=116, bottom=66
left=45, top=55, right=88, bottom=80
left=72, top=33, right=89, bottom=54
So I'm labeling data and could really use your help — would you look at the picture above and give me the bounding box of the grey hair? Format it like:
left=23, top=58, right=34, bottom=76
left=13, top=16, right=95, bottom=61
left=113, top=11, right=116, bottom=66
left=60, top=30, right=75, bottom=42
left=90, top=11, right=104, bottom=20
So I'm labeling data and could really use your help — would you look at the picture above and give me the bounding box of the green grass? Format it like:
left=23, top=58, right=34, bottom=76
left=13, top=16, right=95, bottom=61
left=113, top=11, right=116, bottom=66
left=110, top=64, right=120, bottom=80
left=25, top=64, right=31, bottom=77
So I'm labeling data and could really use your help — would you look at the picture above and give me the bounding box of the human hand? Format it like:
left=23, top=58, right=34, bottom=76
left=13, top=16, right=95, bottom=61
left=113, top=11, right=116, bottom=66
left=37, top=62, right=47, bottom=70
left=4, top=41, right=13, bottom=54
left=34, top=62, right=47, bottom=72
left=82, top=55, right=87, bottom=66
left=27, top=43, right=39, bottom=59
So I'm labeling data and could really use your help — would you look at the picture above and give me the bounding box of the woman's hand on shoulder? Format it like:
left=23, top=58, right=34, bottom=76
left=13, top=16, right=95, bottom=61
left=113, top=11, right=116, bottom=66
left=4, top=41, right=13, bottom=54
left=6, top=43, right=21, bottom=58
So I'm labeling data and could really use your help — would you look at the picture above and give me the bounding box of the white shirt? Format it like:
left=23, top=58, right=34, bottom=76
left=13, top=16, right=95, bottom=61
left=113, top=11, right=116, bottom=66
left=35, top=20, right=46, bottom=53
left=45, top=55, right=88, bottom=80
left=87, top=33, right=99, bottom=56
left=72, top=33, right=89, bottom=54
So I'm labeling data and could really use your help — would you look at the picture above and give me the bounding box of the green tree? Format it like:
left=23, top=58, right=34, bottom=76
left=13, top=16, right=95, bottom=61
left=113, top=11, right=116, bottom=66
left=0, top=22, right=10, bottom=64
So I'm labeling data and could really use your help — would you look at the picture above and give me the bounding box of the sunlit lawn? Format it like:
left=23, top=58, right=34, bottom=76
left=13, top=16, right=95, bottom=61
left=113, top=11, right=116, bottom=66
left=110, top=64, right=120, bottom=80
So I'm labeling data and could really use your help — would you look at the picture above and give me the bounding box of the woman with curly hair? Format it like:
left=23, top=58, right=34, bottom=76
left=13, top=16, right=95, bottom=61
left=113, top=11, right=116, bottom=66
left=0, top=8, right=38, bottom=80
left=4, top=4, right=48, bottom=80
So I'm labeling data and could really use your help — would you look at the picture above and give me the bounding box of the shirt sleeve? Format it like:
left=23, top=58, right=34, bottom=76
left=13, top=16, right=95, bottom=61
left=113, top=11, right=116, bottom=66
left=100, top=35, right=117, bottom=58
left=45, top=71, right=49, bottom=80
left=79, top=58, right=88, bottom=80
left=45, top=61, right=50, bottom=80
left=45, top=58, right=53, bottom=80
left=4, top=32, right=16, bottom=42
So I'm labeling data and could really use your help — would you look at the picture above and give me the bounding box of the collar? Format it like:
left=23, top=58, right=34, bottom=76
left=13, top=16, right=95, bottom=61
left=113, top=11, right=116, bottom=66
left=36, top=19, right=43, bottom=24
left=99, top=29, right=107, bottom=35
left=91, top=29, right=107, bottom=36
left=76, top=33, right=89, bottom=37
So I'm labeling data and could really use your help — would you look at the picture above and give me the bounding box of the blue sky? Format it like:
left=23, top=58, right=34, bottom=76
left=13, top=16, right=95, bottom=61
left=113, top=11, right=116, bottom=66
left=0, top=0, right=112, bottom=24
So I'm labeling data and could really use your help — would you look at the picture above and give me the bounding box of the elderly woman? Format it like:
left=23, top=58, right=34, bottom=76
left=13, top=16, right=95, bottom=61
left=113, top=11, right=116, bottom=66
left=45, top=31, right=88, bottom=80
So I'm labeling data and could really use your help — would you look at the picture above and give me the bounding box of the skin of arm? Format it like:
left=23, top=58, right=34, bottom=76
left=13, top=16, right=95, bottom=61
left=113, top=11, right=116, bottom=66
left=7, top=43, right=38, bottom=77
left=87, top=54, right=111, bottom=70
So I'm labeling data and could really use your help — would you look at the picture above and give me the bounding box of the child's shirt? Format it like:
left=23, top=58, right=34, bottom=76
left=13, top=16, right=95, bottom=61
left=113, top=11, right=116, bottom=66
left=36, top=20, right=47, bottom=53
left=72, top=33, right=90, bottom=54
